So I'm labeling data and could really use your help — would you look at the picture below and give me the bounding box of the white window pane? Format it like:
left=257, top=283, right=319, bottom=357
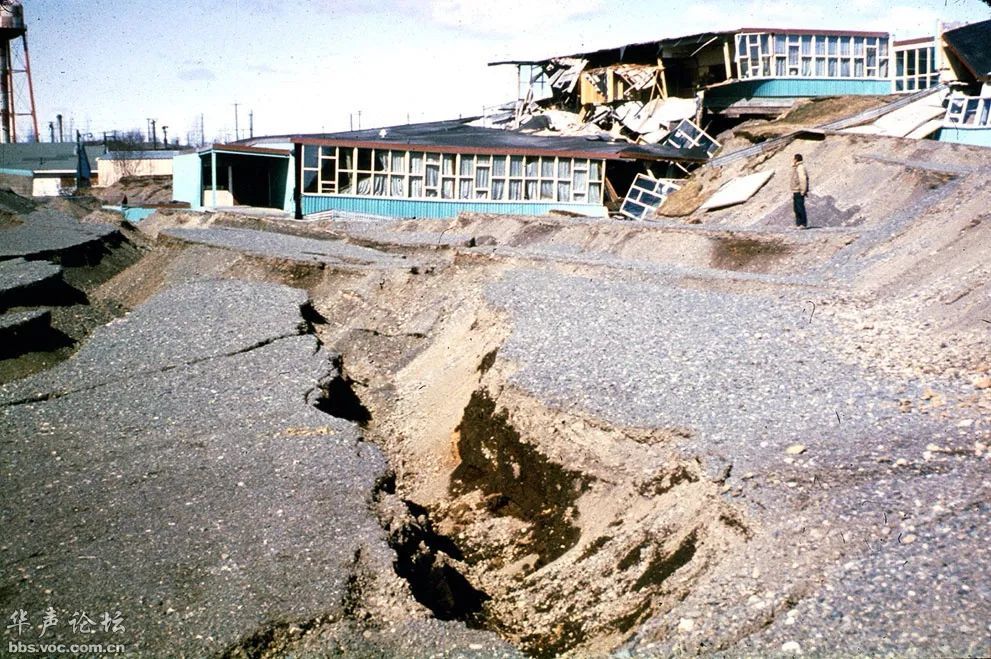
left=574, top=170, right=588, bottom=192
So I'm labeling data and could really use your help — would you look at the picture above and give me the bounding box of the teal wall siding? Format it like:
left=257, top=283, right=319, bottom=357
left=172, top=153, right=203, bottom=209
left=0, top=167, right=35, bottom=177
left=936, top=127, right=991, bottom=148
left=279, top=156, right=294, bottom=212
left=708, top=78, right=892, bottom=104
left=301, top=195, right=607, bottom=219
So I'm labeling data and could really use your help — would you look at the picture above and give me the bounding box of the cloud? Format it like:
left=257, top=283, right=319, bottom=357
left=429, top=0, right=604, bottom=35
left=177, top=67, right=217, bottom=82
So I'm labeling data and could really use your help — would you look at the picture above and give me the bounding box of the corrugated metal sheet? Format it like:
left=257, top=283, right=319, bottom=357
left=710, top=78, right=892, bottom=100
left=936, top=127, right=991, bottom=148
left=301, top=195, right=607, bottom=219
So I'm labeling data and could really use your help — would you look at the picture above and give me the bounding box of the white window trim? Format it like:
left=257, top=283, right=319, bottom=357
left=301, top=144, right=606, bottom=205
left=735, top=32, right=891, bottom=81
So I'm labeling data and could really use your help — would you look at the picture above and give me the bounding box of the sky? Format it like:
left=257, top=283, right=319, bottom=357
left=16, top=0, right=991, bottom=145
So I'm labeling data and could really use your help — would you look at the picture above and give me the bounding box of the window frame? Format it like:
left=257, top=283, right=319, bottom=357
left=301, top=146, right=607, bottom=205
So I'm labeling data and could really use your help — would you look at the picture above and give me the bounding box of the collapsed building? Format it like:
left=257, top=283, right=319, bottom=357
left=168, top=19, right=990, bottom=221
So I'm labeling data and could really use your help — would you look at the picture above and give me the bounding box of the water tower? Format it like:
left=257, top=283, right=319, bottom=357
left=0, top=1, right=38, bottom=143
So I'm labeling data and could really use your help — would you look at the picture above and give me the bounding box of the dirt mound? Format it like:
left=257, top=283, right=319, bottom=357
left=42, top=194, right=102, bottom=219
left=92, top=175, right=173, bottom=205
left=0, top=187, right=37, bottom=214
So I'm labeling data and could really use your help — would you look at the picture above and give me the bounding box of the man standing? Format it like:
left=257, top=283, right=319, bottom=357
left=791, top=153, right=809, bottom=229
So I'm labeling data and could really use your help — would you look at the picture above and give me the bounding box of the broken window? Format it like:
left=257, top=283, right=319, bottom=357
left=620, top=174, right=681, bottom=220
left=945, top=96, right=991, bottom=127
left=736, top=32, right=890, bottom=81
left=662, top=119, right=721, bottom=157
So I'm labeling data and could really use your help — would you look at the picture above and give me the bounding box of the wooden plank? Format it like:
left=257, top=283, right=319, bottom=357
left=656, top=58, right=669, bottom=99
left=604, top=174, right=620, bottom=203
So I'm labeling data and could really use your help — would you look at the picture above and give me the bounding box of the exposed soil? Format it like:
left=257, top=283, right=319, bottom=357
left=5, top=124, right=990, bottom=657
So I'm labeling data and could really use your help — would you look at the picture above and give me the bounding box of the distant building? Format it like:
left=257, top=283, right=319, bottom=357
left=95, top=149, right=183, bottom=188
left=0, top=142, right=103, bottom=196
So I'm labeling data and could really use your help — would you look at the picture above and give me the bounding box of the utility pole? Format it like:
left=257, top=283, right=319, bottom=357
left=357, top=110, right=362, bottom=130
left=248, top=110, right=253, bottom=139
left=146, top=118, right=152, bottom=143
left=349, top=113, right=353, bottom=131
left=150, top=119, right=157, bottom=149
left=56, top=114, right=63, bottom=142
left=162, top=125, right=168, bottom=147
left=200, top=113, right=205, bottom=146
left=233, top=102, right=239, bottom=141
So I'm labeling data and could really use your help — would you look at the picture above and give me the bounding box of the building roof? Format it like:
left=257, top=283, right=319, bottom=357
left=491, top=30, right=733, bottom=68
left=491, top=26, right=889, bottom=68
left=198, top=143, right=291, bottom=157
left=735, top=27, right=888, bottom=37
left=0, top=142, right=104, bottom=173
left=98, top=149, right=185, bottom=161
left=291, top=119, right=710, bottom=163
left=943, top=19, right=991, bottom=82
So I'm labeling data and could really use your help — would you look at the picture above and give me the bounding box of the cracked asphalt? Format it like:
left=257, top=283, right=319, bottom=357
left=0, top=279, right=512, bottom=657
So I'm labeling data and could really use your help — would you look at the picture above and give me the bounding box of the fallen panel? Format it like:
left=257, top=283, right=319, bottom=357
left=905, top=118, right=944, bottom=140
left=841, top=88, right=948, bottom=138
left=620, top=174, right=681, bottom=220
left=700, top=170, right=774, bottom=211
left=618, top=96, right=700, bottom=136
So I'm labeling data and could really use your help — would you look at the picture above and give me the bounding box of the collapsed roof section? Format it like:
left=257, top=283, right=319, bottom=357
left=942, top=19, right=991, bottom=85
left=291, top=118, right=712, bottom=164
